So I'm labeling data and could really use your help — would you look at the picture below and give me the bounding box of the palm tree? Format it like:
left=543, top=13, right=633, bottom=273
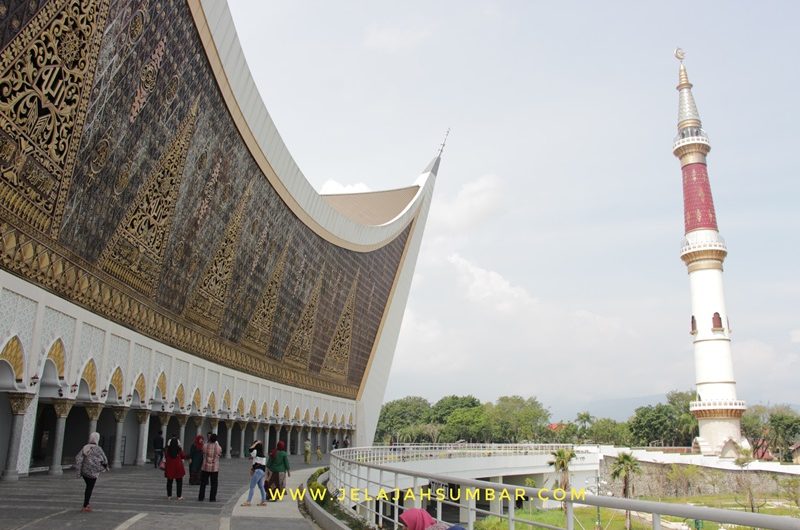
left=576, top=412, right=595, bottom=441
left=548, top=448, right=576, bottom=510
left=610, top=452, right=641, bottom=530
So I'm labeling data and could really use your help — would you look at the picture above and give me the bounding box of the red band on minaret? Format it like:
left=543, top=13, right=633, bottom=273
left=682, top=163, right=718, bottom=233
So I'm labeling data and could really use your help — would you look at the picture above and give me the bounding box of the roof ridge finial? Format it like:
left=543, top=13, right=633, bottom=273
left=675, top=48, right=692, bottom=90
left=437, top=128, right=450, bottom=157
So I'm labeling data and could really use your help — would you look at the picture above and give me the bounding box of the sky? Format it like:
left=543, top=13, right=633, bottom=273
left=227, top=1, right=800, bottom=421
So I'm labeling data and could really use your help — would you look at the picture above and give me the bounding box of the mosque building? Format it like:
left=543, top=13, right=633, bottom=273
left=0, top=0, right=436, bottom=479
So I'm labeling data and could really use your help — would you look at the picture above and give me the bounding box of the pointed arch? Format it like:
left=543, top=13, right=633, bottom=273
left=323, top=412, right=329, bottom=424
left=273, top=401, right=280, bottom=416
left=283, top=406, right=290, bottom=420
left=294, top=407, right=301, bottom=420
left=223, top=389, right=231, bottom=411
left=207, top=391, right=217, bottom=413
left=155, top=372, right=167, bottom=399
left=250, top=400, right=258, bottom=418
left=332, top=413, right=338, bottom=425
left=261, top=402, right=269, bottom=419
left=348, top=413, right=353, bottom=425
left=46, top=338, right=66, bottom=379
left=109, top=366, right=124, bottom=397
left=0, top=335, right=24, bottom=382
left=237, top=397, right=245, bottom=416
left=175, top=384, right=186, bottom=409
left=81, top=359, right=98, bottom=395
left=192, top=388, right=202, bottom=410
left=133, top=373, right=146, bottom=404
left=314, top=408, right=320, bottom=421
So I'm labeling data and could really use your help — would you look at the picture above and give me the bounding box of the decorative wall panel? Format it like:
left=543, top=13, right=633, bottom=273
left=0, top=0, right=411, bottom=398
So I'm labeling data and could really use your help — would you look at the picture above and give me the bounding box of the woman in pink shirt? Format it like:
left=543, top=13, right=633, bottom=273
left=198, top=433, right=222, bottom=502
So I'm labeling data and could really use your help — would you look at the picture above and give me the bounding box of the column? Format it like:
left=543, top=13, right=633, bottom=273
left=49, top=399, right=74, bottom=475
left=209, top=418, right=219, bottom=434
left=135, top=410, right=150, bottom=466
left=287, top=425, right=293, bottom=455
left=263, top=422, right=270, bottom=450
left=158, top=412, right=170, bottom=438
left=193, top=415, right=203, bottom=436
left=224, top=420, right=232, bottom=458
left=489, top=476, right=503, bottom=515
left=2, top=393, right=34, bottom=481
left=176, top=414, right=188, bottom=448
left=238, top=422, right=246, bottom=458
left=316, top=428, right=322, bottom=456
left=111, top=407, right=128, bottom=469
left=84, top=403, right=103, bottom=435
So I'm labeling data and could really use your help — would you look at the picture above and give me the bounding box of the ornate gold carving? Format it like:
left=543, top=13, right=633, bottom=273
left=321, top=274, right=357, bottom=379
left=133, top=373, right=146, bottom=403
left=165, top=75, right=179, bottom=103
left=0, top=0, right=110, bottom=236
left=261, top=402, right=268, bottom=419
left=81, top=359, right=98, bottom=395
left=99, top=100, right=199, bottom=296
left=222, top=389, right=231, bottom=411
left=111, top=407, right=128, bottom=423
left=237, top=398, right=245, bottom=416
left=156, top=371, right=167, bottom=399
left=0, top=220, right=362, bottom=399
left=88, top=135, right=111, bottom=177
left=243, top=243, right=289, bottom=351
left=158, top=411, right=169, bottom=425
left=192, top=415, right=203, bottom=427
left=175, top=414, right=188, bottom=427
left=52, top=398, right=73, bottom=418
left=284, top=268, right=324, bottom=370
left=192, top=388, right=201, bottom=410
left=46, top=338, right=66, bottom=379
left=184, top=181, right=252, bottom=327
left=84, top=402, right=103, bottom=421
left=109, top=366, right=124, bottom=397
left=209, top=418, right=218, bottom=430
left=692, top=408, right=745, bottom=419
left=0, top=335, right=24, bottom=381
left=129, top=38, right=166, bottom=123
left=175, top=384, right=185, bottom=409
left=207, top=391, right=216, bottom=413
left=7, top=392, right=33, bottom=414
left=128, top=9, right=145, bottom=44
left=135, top=409, right=150, bottom=424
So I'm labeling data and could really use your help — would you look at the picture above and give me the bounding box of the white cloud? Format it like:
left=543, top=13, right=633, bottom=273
left=430, top=174, right=503, bottom=233
left=791, top=330, right=800, bottom=343
left=363, top=25, right=431, bottom=52
left=319, top=179, right=371, bottom=195
left=447, top=253, right=535, bottom=313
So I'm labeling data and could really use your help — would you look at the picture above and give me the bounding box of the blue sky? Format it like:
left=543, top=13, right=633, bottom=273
left=228, top=1, right=799, bottom=420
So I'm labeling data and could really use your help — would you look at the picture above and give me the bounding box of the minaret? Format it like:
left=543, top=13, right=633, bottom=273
left=671, top=50, right=749, bottom=457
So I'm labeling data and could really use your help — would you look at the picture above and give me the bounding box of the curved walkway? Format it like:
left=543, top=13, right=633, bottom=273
left=0, top=454, right=326, bottom=530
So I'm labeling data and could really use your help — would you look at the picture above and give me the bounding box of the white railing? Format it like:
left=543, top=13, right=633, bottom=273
left=326, top=444, right=799, bottom=530
left=672, top=135, right=710, bottom=150
left=689, top=400, right=747, bottom=411
left=338, top=443, right=575, bottom=465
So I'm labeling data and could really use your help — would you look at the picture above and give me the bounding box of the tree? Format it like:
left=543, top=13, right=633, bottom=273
left=741, top=405, right=771, bottom=457
left=588, top=418, right=632, bottom=446
left=575, top=411, right=595, bottom=441
left=610, top=452, right=641, bottom=530
left=767, top=411, right=800, bottom=462
left=665, top=464, right=701, bottom=496
left=548, top=448, right=576, bottom=510
left=441, top=406, right=490, bottom=442
left=666, top=390, right=698, bottom=446
left=628, top=403, right=681, bottom=446
left=487, top=395, right=550, bottom=442
left=375, top=397, right=432, bottom=442
left=733, top=447, right=766, bottom=513
left=431, top=395, right=481, bottom=424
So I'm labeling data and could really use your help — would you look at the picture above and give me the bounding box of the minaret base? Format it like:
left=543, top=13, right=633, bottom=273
left=691, top=404, right=749, bottom=457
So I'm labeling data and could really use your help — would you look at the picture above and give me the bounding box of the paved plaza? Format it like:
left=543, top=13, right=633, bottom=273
left=0, top=454, right=325, bottom=530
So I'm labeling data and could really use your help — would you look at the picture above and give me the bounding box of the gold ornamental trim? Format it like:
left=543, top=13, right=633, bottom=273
left=81, top=359, right=98, bottom=395
left=692, top=408, right=745, bottom=419
left=52, top=398, right=74, bottom=418
left=84, top=403, right=103, bottom=421
left=681, top=248, right=727, bottom=265
left=674, top=143, right=709, bottom=165
left=46, top=339, right=66, bottom=379
left=0, top=335, right=24, bottom=381
left=7, top=392, right=34, bottom=414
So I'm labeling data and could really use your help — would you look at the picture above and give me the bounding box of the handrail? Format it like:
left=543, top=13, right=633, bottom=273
left=327, top=445, right=800, bottom=530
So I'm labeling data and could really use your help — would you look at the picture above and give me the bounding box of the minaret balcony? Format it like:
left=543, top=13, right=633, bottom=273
left=689, top=399, right=747, bottom=412
left=672, top=135, right=710, bottom=152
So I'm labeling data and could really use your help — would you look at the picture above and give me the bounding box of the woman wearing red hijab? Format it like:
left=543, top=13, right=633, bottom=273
left=266, top=440, right=290, bottom=499
left=188, top=435, right=204, bottom=485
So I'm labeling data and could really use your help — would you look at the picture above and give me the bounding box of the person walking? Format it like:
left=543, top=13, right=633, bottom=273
left=198, top=432, right=222, bottom=502
left=164, top=436, right=186, bottom=500
left=266, top=440, right=290, bottom=499
left=74, top=432, right=108, bottom=512
left=303, top=437, right=311, bottom=464
left=153, top=430, right=164, bottom=468
left=188, top=435, right=204, bottom=485
left=241, top=440, right=267, bottom=506
left=315, top=445, right=323, bottom=462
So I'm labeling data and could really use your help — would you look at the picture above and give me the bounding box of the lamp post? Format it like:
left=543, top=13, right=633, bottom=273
left=586, top=474, right=605, bottom=530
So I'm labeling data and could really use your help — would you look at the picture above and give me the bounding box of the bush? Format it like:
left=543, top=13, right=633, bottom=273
left=308, top=480, right=328, bottom=506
